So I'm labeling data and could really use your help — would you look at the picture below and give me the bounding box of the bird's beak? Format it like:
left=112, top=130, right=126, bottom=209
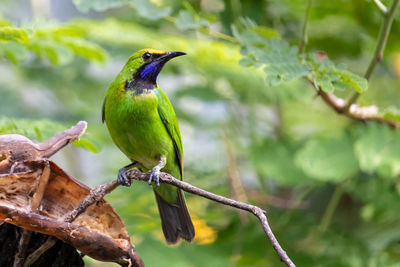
left=158, top=51, right=186, bottom=62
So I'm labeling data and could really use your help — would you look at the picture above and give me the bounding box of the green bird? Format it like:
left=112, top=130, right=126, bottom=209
left=102, top=48, right=195, bottom=244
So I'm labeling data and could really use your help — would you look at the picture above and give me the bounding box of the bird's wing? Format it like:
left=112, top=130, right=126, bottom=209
left=155, top=88, right=184, bottom=178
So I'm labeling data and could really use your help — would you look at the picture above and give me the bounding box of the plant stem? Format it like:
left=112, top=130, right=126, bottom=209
left=318, top=183, right=345, bottom=233
left=346, top=0, right=400, bottom=107
left=298, top=0, right=313, bottom=54
left=374, top=0, right=388, bottom=14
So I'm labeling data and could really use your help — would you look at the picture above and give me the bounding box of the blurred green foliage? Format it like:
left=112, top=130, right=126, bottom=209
left=1, top=0, right=400, bottom=266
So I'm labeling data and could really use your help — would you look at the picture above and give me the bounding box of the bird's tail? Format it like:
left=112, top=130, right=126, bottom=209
left=154, top=189, right=195, bottom=244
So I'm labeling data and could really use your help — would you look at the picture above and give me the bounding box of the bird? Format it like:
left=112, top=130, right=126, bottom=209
left=102, top=48, right=195, bottom=244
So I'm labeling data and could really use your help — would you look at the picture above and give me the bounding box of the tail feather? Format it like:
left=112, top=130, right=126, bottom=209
left=154, top=189, right=195, bottom=244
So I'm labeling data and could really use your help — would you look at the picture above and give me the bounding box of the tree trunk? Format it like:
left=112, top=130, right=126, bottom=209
left=0, top=223, right=84, bottom=267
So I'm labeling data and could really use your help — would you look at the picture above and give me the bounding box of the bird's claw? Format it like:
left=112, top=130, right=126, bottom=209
left=148, top=168, right=160, bottom=187
left=118, top=167, right=132, bottom=187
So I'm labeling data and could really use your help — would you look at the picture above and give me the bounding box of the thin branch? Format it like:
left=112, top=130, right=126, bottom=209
left=298, top=0, right=313, bottom=54
left=63, top=182, right=120, bottom=222
left=374, top=0, right=388, bottom=14
left=13, top=230, right=32, bottom=267
left=346, top=0, right=400, bottom=107
left=309, top=79, right=400, bottom=129
left=60, top=169, right=295, bottom=267
left=318, top=183, right=345, bottom=233
left=23, top=238, right=57, bottom=267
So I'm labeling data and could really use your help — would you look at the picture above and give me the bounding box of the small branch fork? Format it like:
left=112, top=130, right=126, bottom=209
left=298, top=0, right=400, bottom=129
left=67, top=169, right=296, bottom=267
left=312, top=81, right=400, bottom=129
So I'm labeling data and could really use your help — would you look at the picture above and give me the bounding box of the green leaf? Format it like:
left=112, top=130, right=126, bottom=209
left=250, top=139, right=309, bottom=185
left=0, top=26, right=29, bottom=43
left=318, top=76, right=335, bottom=93
left=0, top=18, right=11, bottom=27
left=264, top=62, right=310, bottom=86
left=383, top=106, right=400, bottom=122
left=252, top=26, right=280, bottom=39
left=337, top=70, right=368, bottom=93
left=0, top=42, right=28, bottom=64
left=28, top=38, right=74, bottom=65
left=72, top=0, right=126, bottom=12
left=73, top=139, right=99, bottom=153
left=295, top=136, right=358, bottom=182
left=237, top=29, right=310, bottom=86
left=57, top=36, right=107, bottom=62
left=175, top=11, right=209, bottom=30
left=130, top=0, right=171, bottom=20
left=354, top=123, right=400, bottom=177
left=312, top=58, right=368, bottom=93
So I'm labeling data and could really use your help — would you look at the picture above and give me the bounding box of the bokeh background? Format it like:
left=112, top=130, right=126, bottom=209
left=1, top=0, right=400, bottom=266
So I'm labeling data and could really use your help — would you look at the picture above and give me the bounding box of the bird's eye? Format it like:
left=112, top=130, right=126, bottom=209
left=142, top=52, right=152, bottom=60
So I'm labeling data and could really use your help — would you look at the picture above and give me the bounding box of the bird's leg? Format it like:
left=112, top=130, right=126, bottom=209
left=148, top=156, right=166, bottom=187
left=118, top=161, right=139, bottom=187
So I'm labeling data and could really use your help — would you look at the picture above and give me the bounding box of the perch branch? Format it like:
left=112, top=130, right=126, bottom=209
left=63, top=169, right=295, bottom=267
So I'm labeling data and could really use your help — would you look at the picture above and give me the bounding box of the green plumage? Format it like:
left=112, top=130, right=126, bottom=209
left=102, top=48, right=194, bottom=243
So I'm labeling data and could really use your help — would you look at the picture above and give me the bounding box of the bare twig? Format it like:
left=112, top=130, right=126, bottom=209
left=129, top=170, right=295, bottom=266
left=63, top=182, right=120, bottom=223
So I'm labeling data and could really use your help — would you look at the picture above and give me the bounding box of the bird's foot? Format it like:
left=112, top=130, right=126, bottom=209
left=148, top=168, right=160, bottom=187
left=117, top=162, right=138, bottom=187
left=118, top=167, right=131, bottom=186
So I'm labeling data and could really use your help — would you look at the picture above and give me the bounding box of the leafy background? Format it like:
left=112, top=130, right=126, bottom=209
left=1, top=0, right=400, bottom=266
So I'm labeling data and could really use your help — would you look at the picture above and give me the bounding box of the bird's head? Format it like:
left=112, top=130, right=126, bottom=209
left=122, top=48, right=186, bottom=90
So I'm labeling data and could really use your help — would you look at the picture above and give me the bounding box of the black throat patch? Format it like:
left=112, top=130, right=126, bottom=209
left=125, top=79, right=156, bottom=94
left=125, top=63, right=159, bottom=94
